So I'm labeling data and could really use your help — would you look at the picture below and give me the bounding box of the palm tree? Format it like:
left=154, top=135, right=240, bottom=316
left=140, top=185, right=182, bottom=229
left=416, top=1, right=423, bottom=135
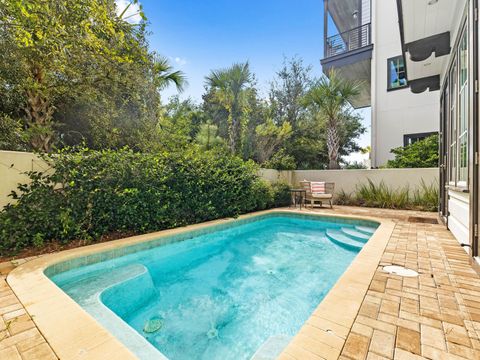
left=303, top=69, right=360, bottom=169
left=205, top=62, right=253, bottom=154
left=152, top=55, right=187, bottom=92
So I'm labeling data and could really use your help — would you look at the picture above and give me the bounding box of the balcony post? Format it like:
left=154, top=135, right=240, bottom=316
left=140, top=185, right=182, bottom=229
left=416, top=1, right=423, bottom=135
left=324, top=0, right=328, bottom=58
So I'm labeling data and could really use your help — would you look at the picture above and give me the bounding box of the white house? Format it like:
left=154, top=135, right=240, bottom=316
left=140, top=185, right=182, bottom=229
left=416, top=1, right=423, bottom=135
left=321, top=0, right=439, bottom=167
left=395, top=0, right=479, bottom=263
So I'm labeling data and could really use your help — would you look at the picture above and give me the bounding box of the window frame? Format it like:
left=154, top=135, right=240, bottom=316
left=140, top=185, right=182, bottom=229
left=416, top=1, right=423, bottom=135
left=387, top=55, right=408, bottom=91
left=403, top=132, right=438, bottom=147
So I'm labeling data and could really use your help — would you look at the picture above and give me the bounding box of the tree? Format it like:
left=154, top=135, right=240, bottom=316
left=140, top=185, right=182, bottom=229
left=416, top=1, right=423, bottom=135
left=386, top=134, right=439, bottom=168
left=303, top=69, right=361, bottom=169
left=255, top=119, right=292, bottom=164
left=0, top=0, right=185, bottom=152
left=205, top=62, right=253, bottom=154
left=195, top=122, right=224, bottom=150
left=269, top=56, right=312, bottom=130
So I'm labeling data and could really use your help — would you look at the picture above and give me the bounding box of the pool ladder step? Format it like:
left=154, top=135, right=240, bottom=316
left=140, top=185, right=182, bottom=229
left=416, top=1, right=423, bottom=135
left=326, top=229, right=364, bottom=251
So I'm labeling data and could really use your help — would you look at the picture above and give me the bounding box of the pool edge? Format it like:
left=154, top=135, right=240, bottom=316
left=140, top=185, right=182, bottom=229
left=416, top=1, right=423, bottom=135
left=7, top=208, right=394, bottom=360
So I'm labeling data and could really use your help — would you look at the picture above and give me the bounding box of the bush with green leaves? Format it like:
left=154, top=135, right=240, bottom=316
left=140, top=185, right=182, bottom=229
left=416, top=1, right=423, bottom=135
left=0, top=148, right=287, bottom=254
left=386, top=135, right=439, bottom=168
left=335, top=179, right=438, bottom=212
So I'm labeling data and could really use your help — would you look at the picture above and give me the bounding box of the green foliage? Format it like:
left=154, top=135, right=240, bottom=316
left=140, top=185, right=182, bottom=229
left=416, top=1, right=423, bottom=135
left=336, top=179, right=438, bottom=212
left=271, top=181, right=292, bottom=207
left=263, top=149, right=297, bottom=170
left=303, top=69, right=363, bottom=169
left=255, top=119, right=292, bottom=164
left=343, top=161, right=367, bottom=169
left=195, top=122, right=225, bottom=151
left=0, top=148, right=282, bottom=254
left=0, top=0, right=185, bottom=152
left=386, top=135, right=439, bottom=168
left=0, top=115, right=28, bottom=151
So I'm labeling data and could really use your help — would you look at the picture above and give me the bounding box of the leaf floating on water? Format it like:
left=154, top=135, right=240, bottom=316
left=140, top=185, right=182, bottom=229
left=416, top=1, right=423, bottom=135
left=143, top=317, right=163, bottom=333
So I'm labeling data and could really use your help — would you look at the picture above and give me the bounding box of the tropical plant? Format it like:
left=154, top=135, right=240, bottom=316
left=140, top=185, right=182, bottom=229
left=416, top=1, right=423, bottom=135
left=0, top=147, right=283, bottom=254
left=205, top=62, right=254, bottom=154
left=0, top=0, right=185, bottom=152
left=303, top=69, right=361, bottom=169
left=386, top=134, right=439, bottom=168
left=335, top=179, right=438, bottom=211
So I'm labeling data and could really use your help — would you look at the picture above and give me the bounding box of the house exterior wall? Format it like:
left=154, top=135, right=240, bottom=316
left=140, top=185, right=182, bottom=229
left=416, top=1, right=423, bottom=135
left=370, top=0, right=439, bottom=167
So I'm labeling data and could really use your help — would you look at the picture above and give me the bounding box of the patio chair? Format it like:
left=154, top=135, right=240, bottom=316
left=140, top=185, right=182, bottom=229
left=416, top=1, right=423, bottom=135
left=300, top=180, right=335, bottom=208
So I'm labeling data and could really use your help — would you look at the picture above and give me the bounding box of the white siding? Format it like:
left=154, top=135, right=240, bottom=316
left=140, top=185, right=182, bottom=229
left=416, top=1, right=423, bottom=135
left=371, top=0, right=439, bottom=167
left=448, top=190, right=470, bottom=249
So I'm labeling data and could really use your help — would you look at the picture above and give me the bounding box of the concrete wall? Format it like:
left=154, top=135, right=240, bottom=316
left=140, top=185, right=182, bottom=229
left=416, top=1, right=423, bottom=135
left=370, top=0, right=439, bottom=167
left=0, top=151, right=49, bottom=208
left=261, top=168, right=439, bottom=197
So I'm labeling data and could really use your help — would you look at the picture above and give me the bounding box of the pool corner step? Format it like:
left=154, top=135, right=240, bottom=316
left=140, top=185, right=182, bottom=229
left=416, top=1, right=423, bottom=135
left=326, top=229, right=364, bottom=251
left=250, top=335, right=292, bottom=360
left=341, top=227, right=370, bottom=242
left=355, top=225, right=377, bottom=235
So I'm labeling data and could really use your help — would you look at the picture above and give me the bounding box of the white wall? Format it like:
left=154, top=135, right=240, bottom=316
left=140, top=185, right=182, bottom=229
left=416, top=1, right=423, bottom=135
left=261, top=168, right=439, bottom=198
left=0, top=151, right=49, bottom=208
left=371, top=0, right=440, bottom=167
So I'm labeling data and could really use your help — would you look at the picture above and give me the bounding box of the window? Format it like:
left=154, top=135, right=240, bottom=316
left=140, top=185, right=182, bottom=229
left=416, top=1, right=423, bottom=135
left=458, top=27, right=468, bottom=184
left=387, top=56, right=408, bottom=90
left=445, top=22, right=469, bottom=188
left=403, top=132, right=438, bottom=147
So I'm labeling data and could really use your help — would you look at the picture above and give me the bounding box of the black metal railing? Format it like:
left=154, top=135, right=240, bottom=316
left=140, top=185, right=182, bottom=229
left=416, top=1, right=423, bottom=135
left=325, top=23, right=371, bottom=58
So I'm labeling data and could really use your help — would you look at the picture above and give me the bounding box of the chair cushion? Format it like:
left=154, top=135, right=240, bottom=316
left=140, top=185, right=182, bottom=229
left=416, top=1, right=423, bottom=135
left=310, top=181, right=326, bottom=194
left=311, top=193, right=332, bottom=199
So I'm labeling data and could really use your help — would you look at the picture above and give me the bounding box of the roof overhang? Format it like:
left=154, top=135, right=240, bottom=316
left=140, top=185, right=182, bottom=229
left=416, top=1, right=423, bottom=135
left=327, top=0, right=362, bottom=35
left=321, top=44, right=373, bottom=108
left=396, top=0, right=467, bottom=93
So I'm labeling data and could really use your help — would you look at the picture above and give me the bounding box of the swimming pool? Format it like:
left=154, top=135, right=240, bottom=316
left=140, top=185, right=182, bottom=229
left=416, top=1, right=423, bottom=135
left=46, top=213, right=378, bottom=360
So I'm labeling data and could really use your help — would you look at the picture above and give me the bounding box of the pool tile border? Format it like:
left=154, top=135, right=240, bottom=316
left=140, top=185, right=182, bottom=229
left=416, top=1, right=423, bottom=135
left=7, top=209, right=394, bottom=360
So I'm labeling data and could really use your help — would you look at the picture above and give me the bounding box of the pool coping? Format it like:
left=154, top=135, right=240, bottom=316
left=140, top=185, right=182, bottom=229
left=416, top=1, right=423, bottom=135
left=7, top=208, right=395, bottom=360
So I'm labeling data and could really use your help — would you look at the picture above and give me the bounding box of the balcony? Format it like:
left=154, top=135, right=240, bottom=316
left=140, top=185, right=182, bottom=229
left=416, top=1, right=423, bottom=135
left=325, top=23, right=371, bottom=58
left=321, top=0, right=373, bottom=109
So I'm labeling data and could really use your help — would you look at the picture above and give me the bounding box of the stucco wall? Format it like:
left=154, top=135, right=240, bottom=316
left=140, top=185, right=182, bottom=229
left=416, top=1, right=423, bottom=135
left=371, top=0, right=439, bottom=167
left=261, top=168, right=439, bottom=197
left=0, top=151, right=49, bottom=208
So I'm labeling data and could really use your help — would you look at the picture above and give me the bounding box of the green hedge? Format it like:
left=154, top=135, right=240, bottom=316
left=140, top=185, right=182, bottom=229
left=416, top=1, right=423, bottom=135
left=0, top=148, right=290, bottom=254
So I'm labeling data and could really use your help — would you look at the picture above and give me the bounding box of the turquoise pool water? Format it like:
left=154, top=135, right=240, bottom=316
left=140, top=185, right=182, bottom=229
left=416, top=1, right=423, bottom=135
left=48, top=214, right=378, bottom=360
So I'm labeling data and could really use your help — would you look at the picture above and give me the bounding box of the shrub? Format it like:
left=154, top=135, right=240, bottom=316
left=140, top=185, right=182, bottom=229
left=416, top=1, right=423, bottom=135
left=271, top=181, right=291, bottom=207
left=386, top=134, right=439, bottom=168
left=0, top=147, right=279, bottom=254
left=335, top=178, right=438, bottom=212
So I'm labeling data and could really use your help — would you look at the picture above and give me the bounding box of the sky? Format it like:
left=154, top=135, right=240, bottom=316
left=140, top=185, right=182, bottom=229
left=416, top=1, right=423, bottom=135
left=116, top=0, right=370, bottom=163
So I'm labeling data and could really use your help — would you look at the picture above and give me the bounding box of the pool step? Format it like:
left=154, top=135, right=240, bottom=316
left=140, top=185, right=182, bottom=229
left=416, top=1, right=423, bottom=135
left=326, top=229, right=364, bottom=251
left=341, top=228, right=370, bottom=242
left=250, top=335, right=291, bottom=360
left=355, top=225, right=377, bottom=236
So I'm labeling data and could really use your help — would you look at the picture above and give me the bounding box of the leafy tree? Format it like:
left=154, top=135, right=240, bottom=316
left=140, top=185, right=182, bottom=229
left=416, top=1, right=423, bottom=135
left=255, top=119, right=292, bottom=164
left=0, top=0, right=185, bottom=152
left=269, top=56, right=312, bottom=130
left=205, top=62, right=254, bottom=154
left=303, top=69, right=361, bottom=169
left=386, top=134, right=439, bottom=168
left=195, top=122, right=224, bottom=150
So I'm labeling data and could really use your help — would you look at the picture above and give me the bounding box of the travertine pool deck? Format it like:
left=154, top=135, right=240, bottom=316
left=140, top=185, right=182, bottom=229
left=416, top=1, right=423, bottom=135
left=1, top=206, right=480, bottom=360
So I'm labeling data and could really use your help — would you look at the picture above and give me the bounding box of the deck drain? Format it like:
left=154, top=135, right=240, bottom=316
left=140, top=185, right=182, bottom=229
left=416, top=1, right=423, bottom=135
left=383, top=265, right=419, bottom=277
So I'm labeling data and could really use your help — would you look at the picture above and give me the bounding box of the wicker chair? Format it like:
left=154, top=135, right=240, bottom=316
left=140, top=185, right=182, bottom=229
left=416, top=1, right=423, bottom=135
left=300, top=180, right=335, bottom=208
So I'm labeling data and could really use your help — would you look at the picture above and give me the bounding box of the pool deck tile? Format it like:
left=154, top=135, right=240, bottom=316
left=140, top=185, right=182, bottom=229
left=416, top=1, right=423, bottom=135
left=1, top=206, right=480, bottom=359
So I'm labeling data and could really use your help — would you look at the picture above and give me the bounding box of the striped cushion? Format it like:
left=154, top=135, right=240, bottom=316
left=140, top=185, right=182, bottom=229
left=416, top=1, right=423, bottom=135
left=310, top=181, right=326, bottom=194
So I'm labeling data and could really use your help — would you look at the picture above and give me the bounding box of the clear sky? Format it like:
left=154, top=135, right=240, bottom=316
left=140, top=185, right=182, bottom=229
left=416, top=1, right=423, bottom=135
left=131, top=0, right=371, bottom=161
